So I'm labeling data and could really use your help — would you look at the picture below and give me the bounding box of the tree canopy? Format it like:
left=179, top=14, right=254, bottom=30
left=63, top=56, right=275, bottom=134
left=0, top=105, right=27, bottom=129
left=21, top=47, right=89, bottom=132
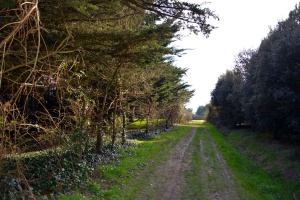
left=195, top=105, right=208, bottom=120
left=207, top=3, right=300, bottom=142
left=0, top=0, right=218, bottom=194
left=0, top=0, right=219, bottom=196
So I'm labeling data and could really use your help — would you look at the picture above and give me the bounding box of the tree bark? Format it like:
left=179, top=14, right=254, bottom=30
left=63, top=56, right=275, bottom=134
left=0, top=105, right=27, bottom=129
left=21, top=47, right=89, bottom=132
left=111, top=100, right=117, bottom=147
left=95, top=122, right=103, bottom=154
left=121, top=111, right=126, bottom=144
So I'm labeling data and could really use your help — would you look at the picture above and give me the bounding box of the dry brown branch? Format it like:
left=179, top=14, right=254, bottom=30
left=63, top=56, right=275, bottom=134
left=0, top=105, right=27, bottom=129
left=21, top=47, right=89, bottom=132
left=0, top=1, right=39, bottom=49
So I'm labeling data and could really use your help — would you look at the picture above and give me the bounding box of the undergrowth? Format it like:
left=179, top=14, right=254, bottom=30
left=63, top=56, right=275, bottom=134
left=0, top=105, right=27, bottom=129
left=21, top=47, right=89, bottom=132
left=0, top=119, right=169, bottom=199
left=0, top=142, right=128, bottom=200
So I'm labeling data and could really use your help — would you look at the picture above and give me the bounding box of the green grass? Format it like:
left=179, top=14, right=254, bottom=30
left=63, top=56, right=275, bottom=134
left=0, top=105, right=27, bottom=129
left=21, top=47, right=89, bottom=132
left=127, top=119, right=165, bottom=129
left=185, top=121, right=242, bottom=199
left=126, top=120, right=147, bottom=129
left=204, top=122, right=298, bottom=200
left=188, top=120, right=205, bottom=127
left=184, top=124, right=205, bottom=199
left=60, top=125, right=191, bottom=200
left=60, top=121, right=300, bottom=200
left=223, top=127, right=300, bottom=199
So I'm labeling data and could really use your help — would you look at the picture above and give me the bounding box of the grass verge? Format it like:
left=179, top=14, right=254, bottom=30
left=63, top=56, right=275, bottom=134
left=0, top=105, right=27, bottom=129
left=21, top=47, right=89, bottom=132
left=222, top=126, right=300, bottom=199
left=60, top=125, right=191, bottom=200
left=205, top=122, right=299, bottom=200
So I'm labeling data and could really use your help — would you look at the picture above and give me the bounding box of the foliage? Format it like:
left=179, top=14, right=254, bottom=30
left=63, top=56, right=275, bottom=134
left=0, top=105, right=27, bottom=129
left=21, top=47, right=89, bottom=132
left=0, top=0, right=217, bottom=196
left=125, top=0, right=219, bottom=35
left=177, top=106, right=193, bottom=123
left=246, top=4, right=300, bottom=140
left=209, top=70, right=244, bottom=127
left=195, top=105, right=208, bottom=120
left=0, top=143, right=128, bottom=199
left=207, top=4, right=300, bottom=142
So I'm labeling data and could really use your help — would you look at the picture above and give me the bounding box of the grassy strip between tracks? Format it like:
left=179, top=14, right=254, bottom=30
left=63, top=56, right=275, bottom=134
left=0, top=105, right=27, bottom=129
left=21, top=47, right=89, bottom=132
left=183, top=121, right=206, bottom=199
left=60, top=125, right=191, bottom=200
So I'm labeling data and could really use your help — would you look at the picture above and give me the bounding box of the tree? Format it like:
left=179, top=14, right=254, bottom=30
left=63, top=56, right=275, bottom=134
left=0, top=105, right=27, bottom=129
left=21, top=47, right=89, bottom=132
left=247, top=4, right=300, bottom=140
left=187, top=108, right=193, bottom=113
left=0, top=0, right=218, bottom=195
left=232, top=49, right=259, bottom=127
left=124, top=0, right=218, bottom=35
left=211, top=4, right=300, bottom=141
left=195, top=105, right=208, bottom=119
left=209, top=70, right=244, bottom=126
left=155, top=65, right=194, bottom=129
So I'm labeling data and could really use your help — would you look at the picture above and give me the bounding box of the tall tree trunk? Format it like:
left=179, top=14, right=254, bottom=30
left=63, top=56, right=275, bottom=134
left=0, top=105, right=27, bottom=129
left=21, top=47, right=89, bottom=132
left=95, top=121, right=103, bottom=154
left=165, top=119, right=169, bottom=130
left=121, top=111, right=126, bottom=144
left=128, top=106, right=135, bottom=123
left=145, top=103, right=151, bottom=133
left=95, top=92, right=108, bottom=153
left=165, top=112, right=170, bottom=130
left=78, top=95, right=86, bottom=162
left=111, top=101, right=117, bottom=147
left=145, top=115, right=150, bottom=134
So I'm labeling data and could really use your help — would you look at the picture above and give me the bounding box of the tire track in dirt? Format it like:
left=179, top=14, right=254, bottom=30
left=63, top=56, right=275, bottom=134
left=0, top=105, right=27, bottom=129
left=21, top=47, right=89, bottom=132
left=135, top=126, right=240, bottom=200
left=135, top=127, right=196, bottom=200
left=198, top=128, right=239, bottom=200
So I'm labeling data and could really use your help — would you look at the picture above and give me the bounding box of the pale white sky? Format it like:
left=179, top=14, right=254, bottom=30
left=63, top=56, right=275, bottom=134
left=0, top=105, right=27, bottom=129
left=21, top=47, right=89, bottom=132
left=174, top=0, right=299, bottom=113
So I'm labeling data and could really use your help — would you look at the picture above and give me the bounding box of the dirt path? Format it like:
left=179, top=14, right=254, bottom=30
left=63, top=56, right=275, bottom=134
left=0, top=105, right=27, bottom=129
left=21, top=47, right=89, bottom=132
left=135, top=127, right=196, bottom=200
left=198, top=129, right=239, bottom=200
left=135, top=126, right=240, bottom=200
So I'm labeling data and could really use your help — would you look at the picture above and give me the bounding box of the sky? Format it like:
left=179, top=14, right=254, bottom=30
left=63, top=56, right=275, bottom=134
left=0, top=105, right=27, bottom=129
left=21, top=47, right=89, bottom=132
left=174, top=0, right=300, bottom=113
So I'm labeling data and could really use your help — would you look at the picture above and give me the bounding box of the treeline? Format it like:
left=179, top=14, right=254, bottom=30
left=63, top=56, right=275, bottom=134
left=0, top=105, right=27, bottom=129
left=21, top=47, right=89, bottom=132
left=0, top=0, right=218, bottom=196
left=0, top=0, right=218, bottom=153
left=191, top=105, right=208, bottom=120
left=207, top=4, right=300, bottom=142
